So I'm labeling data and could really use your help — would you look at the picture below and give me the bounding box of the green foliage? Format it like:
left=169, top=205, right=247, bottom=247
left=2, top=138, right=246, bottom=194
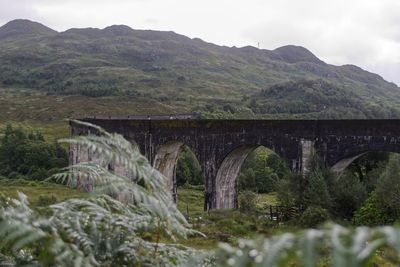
left=215, top=224, right=400, bottom=266
left=353, top=192, right=394, bottom=226
left=304, top=168, right=331, bottom=209
left=352, top=154, right=400, bottom=226
left=275, top=179, right=296, bottom=207
left=2, top=121, right=400, bottom=266
left=346, top=152, right=390, bottom=193
left=36, top=194, right=58, bottom=206
left=375, top=154, right=400, bottom=217
left=239, top=168, right=257, bottom=192
left=276, top=155, right=335, bottom=212
left=238, top=191, right=257, bottom=214
left=239, top=148, right=289, bottom=194
left=0, top=124, right=68, bottom=180
left=331, top=173, right=368, bottom=220
left=255, top=79, right=400, bottom=119
left=300, top=206, right=330, bottom=227
left=0, top=121, right=205, bottom=266
left=176, top=146, right=202, bottom=186
left=199, top=209, right=275, bottom=238
left=1, top=19, right=400, bottom=122
left=276, top=153, right=380, bottom=225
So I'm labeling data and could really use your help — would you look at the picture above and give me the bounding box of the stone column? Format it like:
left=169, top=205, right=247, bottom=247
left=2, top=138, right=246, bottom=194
left=152, top=142, right=183, bottom=202
left=201, top=153, right=218, bottom=211
left=299, top=139, right=315, bottom=175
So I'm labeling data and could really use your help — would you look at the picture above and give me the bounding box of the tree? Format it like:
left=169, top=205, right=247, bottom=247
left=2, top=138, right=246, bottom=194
left=176, top=146, right=202, bottom=186
left=266, top=153, right=289, bottom=179
left=239, top=168, right=256, bottom=191
left=353, top=192, right=394, bottom=226
left=276, top=179, right=295, bottom=207
left=346, top=152, right=389, bottom=185
left=255, top=169, right=279, bottom=193
left=303, top=168, right=331, bottom=209
left=0, top=125, right=68, bottom=180
left=300, top=206, right=330, bottom=227
left=375, top=154, right=400, bottom=217
left=331, top=172, right=367, bottom=219
left=239, top=148, right=290, bottom=193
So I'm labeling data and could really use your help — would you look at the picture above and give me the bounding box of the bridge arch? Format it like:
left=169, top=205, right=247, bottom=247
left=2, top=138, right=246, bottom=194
left=214, top=144, right=286, bottom=209
left=153, top=140, right=201, bottom=202
left=331, top=153, right=366, bottom=176
left=329, top=145, right=400, bottom=176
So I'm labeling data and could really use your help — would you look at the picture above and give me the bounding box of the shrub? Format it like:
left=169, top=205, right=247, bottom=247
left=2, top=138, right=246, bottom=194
left=303, top=169, right=331, bottom=209
left=375, top=154, right=400, bottom=217
left=353, top=192, right=394, bottom=226
left=181, top=184, right=204, bottom=191
left=300, top=206, right=330, bottom=227
left=276, top=179, right=295, bottom=206
left=239, top=168, right=256, bottom=192
left=176, top=146, right=202, bottom=186
left=37, top=195, right=58, bottom=206
left=238, top=190, right=257, bottom=214
left=8, top=171, right=20, bottom=179
left=331, top=172, right=367, bottom=219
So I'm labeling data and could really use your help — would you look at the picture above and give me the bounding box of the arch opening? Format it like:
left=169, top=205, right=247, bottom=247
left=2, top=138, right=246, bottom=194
left=327, top=151, right=397, bottom=220
left=331, top=151, right=393, bottom=178
left=215, top=145, right=289, bottom=209
left=175, top=146, right=204, bottom=218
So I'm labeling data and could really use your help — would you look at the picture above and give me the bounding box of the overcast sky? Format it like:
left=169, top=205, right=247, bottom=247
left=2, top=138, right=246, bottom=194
left=1, top=0, right=399, bottom=85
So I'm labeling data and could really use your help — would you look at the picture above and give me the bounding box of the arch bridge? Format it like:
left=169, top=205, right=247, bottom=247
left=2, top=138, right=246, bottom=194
left=70, top=118, right=400, bottom=210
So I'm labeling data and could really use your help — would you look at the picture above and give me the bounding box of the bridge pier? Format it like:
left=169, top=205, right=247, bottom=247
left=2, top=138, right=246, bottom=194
left=201, top=154, right=218, bottom=211
left=299, top=139, right=315, bottom=175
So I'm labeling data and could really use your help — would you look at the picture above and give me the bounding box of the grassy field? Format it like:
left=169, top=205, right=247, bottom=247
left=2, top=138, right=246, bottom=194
left=0, top=181, right=281, bottom=249
left=0, top=87, right=194, bottom=140
left=0, top=181, right=397, bottom=264
left=176, top=187, right=283, bottom=248
left=0, top=180, right=86, bottom=205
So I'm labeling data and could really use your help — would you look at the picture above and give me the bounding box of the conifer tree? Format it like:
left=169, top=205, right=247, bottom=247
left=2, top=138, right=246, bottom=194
left=304, top=167, right=331, bottom=209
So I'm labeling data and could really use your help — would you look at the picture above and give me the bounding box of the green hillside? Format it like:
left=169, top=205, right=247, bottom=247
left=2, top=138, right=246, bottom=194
left=0, top=19, right=399, bottom=124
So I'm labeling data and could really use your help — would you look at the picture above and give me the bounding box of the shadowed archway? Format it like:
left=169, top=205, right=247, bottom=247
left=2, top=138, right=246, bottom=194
left=215, top=145, right=258, bottom=209
left=153, top=141, right=184, bottom=202
left=153, top=141, right=202, bottom=202
left=214, top=145, right=287, bottom=209
left=329, top=148, right=400, bottom=176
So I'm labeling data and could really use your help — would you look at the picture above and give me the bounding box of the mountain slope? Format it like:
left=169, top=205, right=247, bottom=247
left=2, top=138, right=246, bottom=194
left=0, top=19, right=399, bottom=119
left=0, top=19, right=57, bottom=39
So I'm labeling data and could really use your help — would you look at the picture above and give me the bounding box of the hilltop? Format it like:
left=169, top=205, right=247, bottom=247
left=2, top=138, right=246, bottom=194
left=0, top=19, right=399, bottom=124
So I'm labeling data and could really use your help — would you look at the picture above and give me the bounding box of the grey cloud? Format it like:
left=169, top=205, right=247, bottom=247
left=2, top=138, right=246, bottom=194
left=0, top=0, right=38, bottom=24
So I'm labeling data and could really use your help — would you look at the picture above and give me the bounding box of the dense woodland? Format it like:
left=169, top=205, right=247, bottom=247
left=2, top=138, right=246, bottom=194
left=0, top=125, right=67, bottom=181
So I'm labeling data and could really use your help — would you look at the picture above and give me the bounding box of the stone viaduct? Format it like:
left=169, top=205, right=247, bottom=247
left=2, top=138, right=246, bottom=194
left=70, top=117, right=400, bottom=210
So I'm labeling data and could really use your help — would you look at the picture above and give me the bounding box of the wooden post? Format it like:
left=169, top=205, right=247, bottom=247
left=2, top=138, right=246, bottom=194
left=269, top=205, right=273, bottom=220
